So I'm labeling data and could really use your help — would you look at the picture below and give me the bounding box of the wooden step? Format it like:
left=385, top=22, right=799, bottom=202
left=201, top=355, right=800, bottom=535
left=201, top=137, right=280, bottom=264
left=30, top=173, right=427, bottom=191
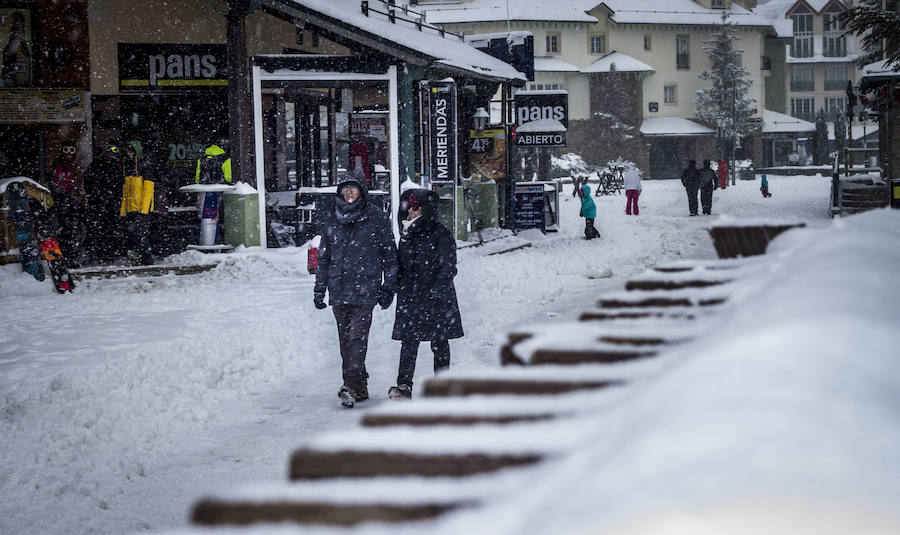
left=70, top=263, right=217, bottom=280
left=708, top=223, right=805, bottom=259
left=362, top=389, right=621, bottom=428
left=289, top=449, right=543, bottom=479
left=193, top=498, right=469, bottom=527
left=423, top=376, right=624, bottom=397
left=579, top=309, right=698, bottom=321
left=598, top=296, right=725, bottom=308
left=625, top=278, right=729, bottom=291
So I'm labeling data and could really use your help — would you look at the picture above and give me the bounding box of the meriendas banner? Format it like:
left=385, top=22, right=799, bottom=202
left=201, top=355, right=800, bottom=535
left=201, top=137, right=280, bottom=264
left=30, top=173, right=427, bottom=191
left=429, top=80, right=457, bottom=184
left=118, top=44, right=228, bottom=92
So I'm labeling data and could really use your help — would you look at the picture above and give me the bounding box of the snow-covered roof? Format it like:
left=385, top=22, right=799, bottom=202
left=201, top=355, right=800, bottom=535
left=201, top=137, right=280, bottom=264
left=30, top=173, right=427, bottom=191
left=762, top=108, right=815, bottom=133
left=787, top=53, right=859, bottom=64
left=786, top=0, right=849, bottom=14
left=599, top=0, right=774, bottom=28
left=640, top=117, right=715, bottom=136
left=751, top=0, right=795, bottom=38
left=827, top=123, right=878, bottom=141
left=861, top=59, right=900, bottom=79
left=414, top=0, right=598, bottom=24
left=272, top=0, right=524, bottom=82
left=580, top=51, right=654, bottom=74
left=464, top=31, right=532, bottom=48
left=0, top=176, right=50, bottom=195
left=534, top=56, right=580, bottom=72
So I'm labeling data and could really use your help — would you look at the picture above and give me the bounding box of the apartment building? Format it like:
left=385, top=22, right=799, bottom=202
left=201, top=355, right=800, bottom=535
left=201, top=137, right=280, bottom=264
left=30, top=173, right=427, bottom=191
left=412, top=0, right=775, bottom=178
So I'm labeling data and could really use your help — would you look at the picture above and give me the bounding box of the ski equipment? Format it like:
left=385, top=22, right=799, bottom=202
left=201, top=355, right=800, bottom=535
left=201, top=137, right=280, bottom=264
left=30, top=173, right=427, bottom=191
left=6, top=182, right=45, bottom=280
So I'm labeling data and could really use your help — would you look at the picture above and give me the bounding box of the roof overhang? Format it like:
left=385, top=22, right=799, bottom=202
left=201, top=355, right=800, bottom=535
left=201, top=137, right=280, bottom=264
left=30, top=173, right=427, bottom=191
left=581, top=51, right=654, bottom=74
left=640, top=117, right=715, bottom=137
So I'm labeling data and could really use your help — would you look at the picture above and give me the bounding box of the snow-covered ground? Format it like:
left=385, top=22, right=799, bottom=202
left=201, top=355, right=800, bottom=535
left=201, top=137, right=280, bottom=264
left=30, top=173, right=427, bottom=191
left=3, top=174, right=894, bottom=535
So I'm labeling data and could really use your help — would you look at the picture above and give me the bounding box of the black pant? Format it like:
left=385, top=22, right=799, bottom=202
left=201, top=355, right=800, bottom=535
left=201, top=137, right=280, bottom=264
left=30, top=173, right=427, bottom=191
left=584, top=218, right=600, bottom=239
left=700, top=188, right=714, bottom=214
left=332, top=304, right=374, bottom=390
left=686, top=187, right=699, bottom=215
left=397, top=339, right=450, bottom=388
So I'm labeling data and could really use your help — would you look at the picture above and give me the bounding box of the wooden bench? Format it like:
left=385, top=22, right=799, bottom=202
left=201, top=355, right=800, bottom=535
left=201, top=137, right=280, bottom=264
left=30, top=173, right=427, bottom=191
left=707, top=223, right=805, bottom=259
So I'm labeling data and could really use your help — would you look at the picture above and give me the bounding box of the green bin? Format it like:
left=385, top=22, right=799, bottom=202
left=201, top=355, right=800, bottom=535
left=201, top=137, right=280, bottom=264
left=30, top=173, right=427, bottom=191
left=223, top=190, right=261, bottom=247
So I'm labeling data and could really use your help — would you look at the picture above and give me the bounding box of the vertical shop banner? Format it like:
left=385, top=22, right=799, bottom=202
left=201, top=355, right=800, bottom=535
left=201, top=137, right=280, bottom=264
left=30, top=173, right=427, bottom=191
left=429, top=80, right=457, bottom=184
left=118, top=44, right=228, bottom=92
left=0, top=8, right=35, bottom=87
left=469, top=128, right=507, bottom=181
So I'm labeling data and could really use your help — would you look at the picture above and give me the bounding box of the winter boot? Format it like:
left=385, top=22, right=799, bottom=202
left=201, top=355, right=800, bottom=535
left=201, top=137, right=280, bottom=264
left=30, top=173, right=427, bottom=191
left=388, top=384, right=412, bottom=400
left=338, top=385, right=356, bottom=408
left=354, top=384, right=369, bottom=402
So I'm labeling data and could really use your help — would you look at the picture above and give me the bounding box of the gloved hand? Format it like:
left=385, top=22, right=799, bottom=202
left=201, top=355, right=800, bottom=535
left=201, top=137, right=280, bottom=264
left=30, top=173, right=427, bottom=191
left=313, top=293, right=327, bottom=310
left=376, top=288, right=394, bottom=310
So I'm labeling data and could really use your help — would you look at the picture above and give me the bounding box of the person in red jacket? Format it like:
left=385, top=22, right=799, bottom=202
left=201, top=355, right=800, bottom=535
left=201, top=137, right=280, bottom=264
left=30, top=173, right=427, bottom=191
left=49, top=140, right=83, bottom=262
left=718, top=159, right=728, bottom=190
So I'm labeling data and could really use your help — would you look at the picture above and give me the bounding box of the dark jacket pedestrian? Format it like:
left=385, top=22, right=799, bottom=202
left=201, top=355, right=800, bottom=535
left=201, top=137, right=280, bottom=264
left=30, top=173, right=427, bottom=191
left=388, top=188, right=463, bottom=398
left=681, top=160, right=701, bottom=216
left=313, top=170, right=398, bottom=407
left=83, top=143, right=123, bottom=262
left=699, top=159, right=718, bottom=215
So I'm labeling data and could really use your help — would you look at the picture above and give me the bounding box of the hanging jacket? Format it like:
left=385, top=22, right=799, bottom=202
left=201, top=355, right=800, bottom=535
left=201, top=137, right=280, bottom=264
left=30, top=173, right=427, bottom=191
left=580, top=184, right=597, bottom=219
left=120, top=141, right=154, bottom=216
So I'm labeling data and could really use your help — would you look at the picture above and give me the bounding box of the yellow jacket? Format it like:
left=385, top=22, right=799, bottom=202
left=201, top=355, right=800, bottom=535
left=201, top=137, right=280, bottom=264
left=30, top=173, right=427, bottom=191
left=120, top=175, right=154, bottom=216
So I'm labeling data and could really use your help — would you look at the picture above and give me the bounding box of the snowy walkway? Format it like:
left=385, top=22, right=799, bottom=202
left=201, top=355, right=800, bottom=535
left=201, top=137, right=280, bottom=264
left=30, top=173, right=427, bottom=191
left=0, top=175, right=846, bottom=534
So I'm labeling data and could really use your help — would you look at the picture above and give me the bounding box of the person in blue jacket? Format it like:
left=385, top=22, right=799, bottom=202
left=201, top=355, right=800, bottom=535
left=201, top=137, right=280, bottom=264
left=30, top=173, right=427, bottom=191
left=578, top=182, right=600, bottom=239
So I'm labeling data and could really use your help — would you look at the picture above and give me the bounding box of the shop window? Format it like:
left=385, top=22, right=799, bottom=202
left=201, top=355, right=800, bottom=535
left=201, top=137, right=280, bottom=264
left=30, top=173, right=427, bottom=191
left=0, top=7, right=36, bottom=87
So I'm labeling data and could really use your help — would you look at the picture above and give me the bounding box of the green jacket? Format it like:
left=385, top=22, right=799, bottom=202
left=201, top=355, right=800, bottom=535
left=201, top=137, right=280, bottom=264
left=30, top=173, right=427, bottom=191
left=194, top=144, right=232, bottom=184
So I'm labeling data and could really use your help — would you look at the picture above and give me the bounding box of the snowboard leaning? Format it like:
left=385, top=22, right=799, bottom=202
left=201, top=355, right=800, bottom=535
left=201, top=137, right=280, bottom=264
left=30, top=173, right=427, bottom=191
left=6, top=182, right=45, bottom=281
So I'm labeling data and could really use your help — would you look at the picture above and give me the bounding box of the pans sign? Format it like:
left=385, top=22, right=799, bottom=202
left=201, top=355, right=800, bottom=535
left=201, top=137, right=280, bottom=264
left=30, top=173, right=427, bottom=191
left=514, top=91, right=568, bottom=147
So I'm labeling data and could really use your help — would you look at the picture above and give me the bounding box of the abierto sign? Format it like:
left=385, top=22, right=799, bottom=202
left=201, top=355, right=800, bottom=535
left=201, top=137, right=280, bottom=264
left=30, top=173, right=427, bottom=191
left=514, top=90, right=568, bottom=147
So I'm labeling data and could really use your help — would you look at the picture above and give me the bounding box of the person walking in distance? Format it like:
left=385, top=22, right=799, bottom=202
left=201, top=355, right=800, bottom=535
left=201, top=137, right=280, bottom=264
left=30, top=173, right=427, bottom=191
left=760, top=174, right=773, bottom=198
left=387, top=189, right=464, bottom=400
left=578, top=182, right=600, bottom=239
left=699, top=159, right=719, bottom=215
left=313, top=170, right=398, bottom=408
left=680, top=160, right=701, bottom=216
left=623, top=164, right=642, bottom=215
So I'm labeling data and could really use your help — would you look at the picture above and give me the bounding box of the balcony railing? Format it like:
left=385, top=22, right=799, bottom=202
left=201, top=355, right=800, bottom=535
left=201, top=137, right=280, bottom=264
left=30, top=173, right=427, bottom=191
left=790, top=80, right=814, bottom=92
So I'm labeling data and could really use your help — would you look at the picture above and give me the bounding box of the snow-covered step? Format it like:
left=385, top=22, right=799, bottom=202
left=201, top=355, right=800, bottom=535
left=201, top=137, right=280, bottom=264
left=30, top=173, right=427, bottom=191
left=190, top=466, right=540, bottom=528
left=422, top=361, right=653, bottom=397
left=289, top=418, right=587, bottom=479
left=69, top=262, right=217, bottom=280
left=361, top=389, right=624, bottom=428
left=578, top=307, right=702, bottom=321
left=597, top=286, right=731, bottom=308
left=707, top=222, right=806, bottom=259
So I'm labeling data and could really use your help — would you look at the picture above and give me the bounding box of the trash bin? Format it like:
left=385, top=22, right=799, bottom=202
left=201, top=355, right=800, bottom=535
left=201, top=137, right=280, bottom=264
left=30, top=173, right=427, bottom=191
left=892, top=179, right=900, bottom=209
left=223, top=184, right=261, bottom=247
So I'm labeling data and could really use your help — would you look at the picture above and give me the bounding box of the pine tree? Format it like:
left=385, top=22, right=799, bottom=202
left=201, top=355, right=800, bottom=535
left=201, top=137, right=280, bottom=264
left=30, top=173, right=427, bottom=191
left=838, top=0, right=900, bottom=68
left=833, top=111, right=847, bottom=167
left=593, top=63, right=635, bottom=146
left=695, top=12, right=761, bottom=161
left=812, top=108, right=830, bottom=166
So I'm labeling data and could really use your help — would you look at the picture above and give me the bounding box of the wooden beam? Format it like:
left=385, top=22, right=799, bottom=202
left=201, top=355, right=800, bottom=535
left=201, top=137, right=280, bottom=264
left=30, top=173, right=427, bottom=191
left=423, top=377, right=624, bottom=397
left=289, top=450, right=542, bottom=479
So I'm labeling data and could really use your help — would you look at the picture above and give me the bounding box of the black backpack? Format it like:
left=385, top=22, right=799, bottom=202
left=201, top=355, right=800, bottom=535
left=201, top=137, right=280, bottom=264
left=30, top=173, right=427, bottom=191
left=198, top=153, right=227, bottom=184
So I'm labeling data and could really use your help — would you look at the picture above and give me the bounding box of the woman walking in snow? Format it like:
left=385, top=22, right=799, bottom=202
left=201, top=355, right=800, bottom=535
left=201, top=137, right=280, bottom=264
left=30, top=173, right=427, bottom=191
left=388, top=188, right=464, bottom=400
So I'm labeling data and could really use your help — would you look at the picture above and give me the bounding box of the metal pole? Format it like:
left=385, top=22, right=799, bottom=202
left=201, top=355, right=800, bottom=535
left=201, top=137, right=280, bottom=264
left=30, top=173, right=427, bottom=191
left=731, top=71, right=736, bottom=186
left=506, top=0, right=510, bottom=33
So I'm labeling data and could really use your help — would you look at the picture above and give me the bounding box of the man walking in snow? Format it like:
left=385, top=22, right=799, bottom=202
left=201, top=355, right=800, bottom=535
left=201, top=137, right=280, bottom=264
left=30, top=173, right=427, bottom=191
left=699, top=159, right=719, bottom=215
left=680, top=160, right=700, bottom=216
left=313, top=170, right=398, bottom=408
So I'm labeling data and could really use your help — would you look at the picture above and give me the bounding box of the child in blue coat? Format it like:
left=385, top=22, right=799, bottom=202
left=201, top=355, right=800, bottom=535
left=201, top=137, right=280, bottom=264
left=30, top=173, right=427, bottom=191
left=760, top=174, right=773, bottom=197
left=579, top=183, right=600, bottom=239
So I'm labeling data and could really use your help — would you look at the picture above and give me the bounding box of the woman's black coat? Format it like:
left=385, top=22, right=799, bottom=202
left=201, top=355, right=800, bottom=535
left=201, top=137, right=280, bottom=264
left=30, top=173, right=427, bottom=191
left=391, top=216, right=464, bottom=341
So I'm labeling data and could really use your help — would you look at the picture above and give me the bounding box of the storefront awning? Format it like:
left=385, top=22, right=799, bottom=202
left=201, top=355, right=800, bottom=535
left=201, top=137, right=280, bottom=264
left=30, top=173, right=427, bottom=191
left=640, top=117, right=714, bottom=136
left=581, top=51, right=654, bottom=74
left=265, top=0, right=526, bottom=83
left=762, top=109, right=815, bottom=134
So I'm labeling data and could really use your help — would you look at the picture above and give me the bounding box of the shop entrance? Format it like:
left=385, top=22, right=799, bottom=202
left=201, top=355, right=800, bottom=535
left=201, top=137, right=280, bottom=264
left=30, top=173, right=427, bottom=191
left=252, top=61, right=401, bottom=248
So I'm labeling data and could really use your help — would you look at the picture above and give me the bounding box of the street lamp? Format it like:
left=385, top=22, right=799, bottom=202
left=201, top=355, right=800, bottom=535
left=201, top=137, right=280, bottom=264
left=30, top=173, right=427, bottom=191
left=473, top=107, right=490, bottom=131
